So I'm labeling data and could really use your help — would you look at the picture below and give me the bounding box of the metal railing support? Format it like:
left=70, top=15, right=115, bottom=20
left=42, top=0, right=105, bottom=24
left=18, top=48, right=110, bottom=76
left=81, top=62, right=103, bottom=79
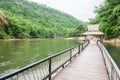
left=78, top=45, right=80, bottom=54
left=82, top=43, right=83, bottom=51
left=49, top=59, right=52, bottom=80
left=70, top=49, right=72, bottom=62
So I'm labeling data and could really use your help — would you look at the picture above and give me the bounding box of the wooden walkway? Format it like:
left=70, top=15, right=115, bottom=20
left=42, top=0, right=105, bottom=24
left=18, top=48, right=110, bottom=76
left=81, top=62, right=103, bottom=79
left=52, top=41, right=108, bottom=80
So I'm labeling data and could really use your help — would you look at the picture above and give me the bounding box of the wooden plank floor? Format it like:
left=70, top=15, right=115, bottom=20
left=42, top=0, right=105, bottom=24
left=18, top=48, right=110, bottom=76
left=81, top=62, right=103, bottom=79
left=52, top=41, right=108, bottom=80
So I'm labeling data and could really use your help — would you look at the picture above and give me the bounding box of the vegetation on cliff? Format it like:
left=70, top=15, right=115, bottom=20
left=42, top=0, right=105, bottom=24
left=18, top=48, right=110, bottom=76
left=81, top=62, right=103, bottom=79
left=0, top=0, right=86, bottom=39
left=89, top=0, right=120, bottom=39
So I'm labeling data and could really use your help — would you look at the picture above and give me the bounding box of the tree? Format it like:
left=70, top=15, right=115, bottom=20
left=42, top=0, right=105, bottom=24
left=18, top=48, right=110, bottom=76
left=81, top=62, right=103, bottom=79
left=0, top=11, right=8, bottom=29
left=90, top=0, right=120, bottom=39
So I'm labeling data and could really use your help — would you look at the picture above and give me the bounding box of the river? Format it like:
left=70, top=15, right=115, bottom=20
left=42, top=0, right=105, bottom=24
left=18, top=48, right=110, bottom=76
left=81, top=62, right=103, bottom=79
left=0, top=39, right=80, bottom=76
left=1, top=40, right=119, bottom=77
left=104, top=43, right=120, bottom=69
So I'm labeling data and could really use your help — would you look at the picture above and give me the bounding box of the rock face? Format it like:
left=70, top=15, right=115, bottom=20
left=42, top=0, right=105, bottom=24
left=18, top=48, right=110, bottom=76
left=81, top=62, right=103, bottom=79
left=104, top=39, right=120, bottom=43
left=65, top=37, right=85, bottom=41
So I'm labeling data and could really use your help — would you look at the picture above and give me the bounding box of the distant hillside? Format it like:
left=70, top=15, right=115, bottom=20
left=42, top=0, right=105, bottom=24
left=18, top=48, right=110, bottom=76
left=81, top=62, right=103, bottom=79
left=0, top=0, right=86, bottom=39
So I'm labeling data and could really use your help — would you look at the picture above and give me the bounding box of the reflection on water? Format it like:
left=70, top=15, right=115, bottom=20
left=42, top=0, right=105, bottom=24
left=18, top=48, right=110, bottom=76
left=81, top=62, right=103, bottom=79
left=0, top=39, right=80, bottom=76
left=104, top=43, right=120, bottom=69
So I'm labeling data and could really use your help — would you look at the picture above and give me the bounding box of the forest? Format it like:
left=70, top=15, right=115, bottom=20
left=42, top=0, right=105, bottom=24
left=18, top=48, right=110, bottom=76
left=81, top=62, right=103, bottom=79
left=0, top=0, right=86, bottom=39
left=89, top=0, right=120, bottom=39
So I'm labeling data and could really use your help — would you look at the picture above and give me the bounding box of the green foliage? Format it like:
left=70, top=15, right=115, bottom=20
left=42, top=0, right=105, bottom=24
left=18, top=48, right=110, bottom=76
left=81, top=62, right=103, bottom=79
left=89, top=0, right=120, bottom=39
left=69, top=24, right=87, bottom=37
left=0, top=0, right=86, bottom=39
left=0, top=29, right=10, bottom=39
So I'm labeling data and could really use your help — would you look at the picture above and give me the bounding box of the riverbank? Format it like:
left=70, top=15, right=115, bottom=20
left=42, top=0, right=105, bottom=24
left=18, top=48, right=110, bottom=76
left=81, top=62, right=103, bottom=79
left=64, top=37, right=84, bottom=41
left=0, top=37, right=84, bottom=41
left=65, top=37, right=120, bottom=43
left=103, top=39, right=120, bottom=46
left=103, top=39, right=120, bottom=43
left=1, top=37, right=120, bottom=43
left=0, top=38, right=46, bottom=41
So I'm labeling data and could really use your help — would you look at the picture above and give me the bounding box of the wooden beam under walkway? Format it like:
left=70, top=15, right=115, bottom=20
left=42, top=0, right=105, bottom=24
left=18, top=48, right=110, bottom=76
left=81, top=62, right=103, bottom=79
left=52, top=40, right=108, bottom=80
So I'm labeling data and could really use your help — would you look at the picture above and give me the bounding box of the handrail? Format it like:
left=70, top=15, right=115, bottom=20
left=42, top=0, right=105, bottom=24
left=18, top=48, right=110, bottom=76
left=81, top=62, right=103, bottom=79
left=97, top=41, right=120, bottom=80
left=0, top=40, right=90, bottom=80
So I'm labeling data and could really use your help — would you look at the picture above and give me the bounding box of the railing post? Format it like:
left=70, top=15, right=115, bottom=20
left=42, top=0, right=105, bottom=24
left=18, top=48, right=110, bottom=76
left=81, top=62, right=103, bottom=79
left=82, top=43, right=83, bottom=51
left=78, top=45, right=80, bottom=54
left=111, top=64, right=113, bottom=80
left=49, top=59, right=52, bottom=80
left=70, top=49, right=72, bottom=62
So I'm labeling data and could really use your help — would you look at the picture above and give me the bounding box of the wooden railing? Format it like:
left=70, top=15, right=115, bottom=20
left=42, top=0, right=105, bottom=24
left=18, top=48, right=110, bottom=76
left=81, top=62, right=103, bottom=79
left=0, top=40, right=90, bottom=80
left=97, top=41, right=120, bottom=80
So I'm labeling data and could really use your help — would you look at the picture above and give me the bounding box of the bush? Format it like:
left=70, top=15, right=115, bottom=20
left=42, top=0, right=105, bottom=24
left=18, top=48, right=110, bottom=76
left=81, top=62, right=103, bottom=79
left=0, top=30, right=9, bottom=39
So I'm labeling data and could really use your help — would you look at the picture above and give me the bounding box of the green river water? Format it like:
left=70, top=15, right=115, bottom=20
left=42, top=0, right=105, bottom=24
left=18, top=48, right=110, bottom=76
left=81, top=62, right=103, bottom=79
left=0, top=39, right=119, bottom=77
left=104, top=43, right=120, bottom=69
left=0, top=39, right=80, bottom=76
